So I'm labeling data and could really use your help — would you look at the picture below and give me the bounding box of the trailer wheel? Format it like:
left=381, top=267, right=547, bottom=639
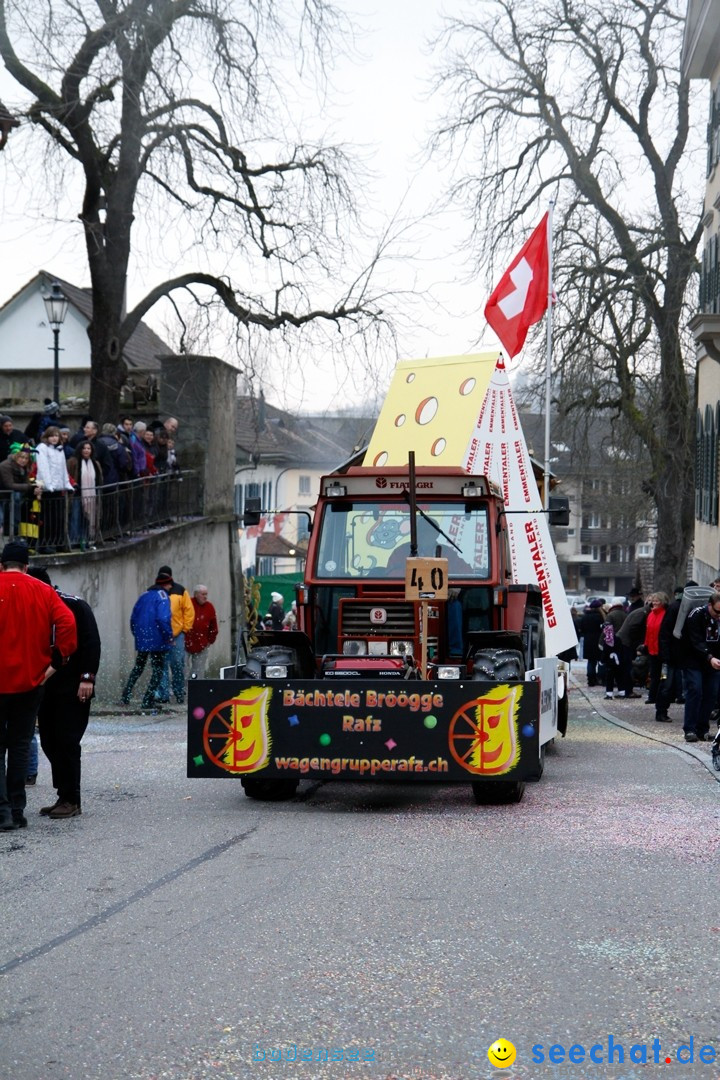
left=471, top=780, right=525, bottom=805
left=526, top=744, right=545, bottom=782
left=471, top=648, right=525, bottom=682
left=557, top=688, right=569, bottom=736
left=241, top=777, right=299, bottom=801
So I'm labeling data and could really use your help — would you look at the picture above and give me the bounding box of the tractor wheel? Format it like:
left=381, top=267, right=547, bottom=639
left=241, top=777, right=298, bottom=801
left=469, top=648, right=528, bottom=802
left=471, top=780, right=525, bottom=805
left=471, top=648, right=525, bottom=682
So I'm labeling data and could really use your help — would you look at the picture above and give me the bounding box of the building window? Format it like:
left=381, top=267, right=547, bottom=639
left=708, top=83, right=720, bottom=177
left=582, top=512, right=601, bottom=529
left=580, top=545, right=600, bottom=561
left=299, top=474, right=312, bottom=495
left=696, top=404, right=719, bottom=525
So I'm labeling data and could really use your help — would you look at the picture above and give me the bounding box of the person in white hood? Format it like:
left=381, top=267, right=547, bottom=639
left=269, top=591, right=285, bottom=630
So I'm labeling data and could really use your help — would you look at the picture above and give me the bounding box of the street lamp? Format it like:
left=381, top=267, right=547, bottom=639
left=43, top=281, right=68, bottom=405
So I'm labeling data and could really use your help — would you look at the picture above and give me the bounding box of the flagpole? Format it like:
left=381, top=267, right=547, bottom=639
left=543, top=199, right=555, bottom=511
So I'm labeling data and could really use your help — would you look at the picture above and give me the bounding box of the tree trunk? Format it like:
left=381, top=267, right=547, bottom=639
left=650, top=310, right=695, bottom=596
left=652, top=450, right=695, bottom=597
left=84, top=198, right=132, bottom=422
left=87, top=308, right=126, bottom=424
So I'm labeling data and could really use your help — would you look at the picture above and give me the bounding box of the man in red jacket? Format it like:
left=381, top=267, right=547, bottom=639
left=184, top=584, right=218, bottom=680
left=0, top=540, right=77, bottom=829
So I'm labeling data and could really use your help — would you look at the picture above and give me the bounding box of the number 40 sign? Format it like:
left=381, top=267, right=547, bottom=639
left=404, top=557, right=449, bottom=601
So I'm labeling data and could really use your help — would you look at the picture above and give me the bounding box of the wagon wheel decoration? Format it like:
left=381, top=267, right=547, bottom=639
left=448, top=686, right=521, bottom=775
left=203, top=687, right=273, bottom=774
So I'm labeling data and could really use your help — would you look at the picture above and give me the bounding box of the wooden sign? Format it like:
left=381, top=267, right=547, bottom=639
left=404, top=557, right=449, bottom=601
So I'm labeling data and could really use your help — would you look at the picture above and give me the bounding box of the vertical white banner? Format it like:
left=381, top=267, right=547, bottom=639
left=463, top=357, right=577, bottom=656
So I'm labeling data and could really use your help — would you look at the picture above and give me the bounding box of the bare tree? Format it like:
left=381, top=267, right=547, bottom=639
left=430, top=0, right=703, bottom=594
left=0, top=0, right=390, bottom=419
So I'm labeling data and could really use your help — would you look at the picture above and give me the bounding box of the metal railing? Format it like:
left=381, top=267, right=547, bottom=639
left=0, top=471, right=203, bottom=553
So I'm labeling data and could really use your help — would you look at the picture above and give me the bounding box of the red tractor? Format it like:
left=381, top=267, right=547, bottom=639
left=188, top=464, right=569, bottom=805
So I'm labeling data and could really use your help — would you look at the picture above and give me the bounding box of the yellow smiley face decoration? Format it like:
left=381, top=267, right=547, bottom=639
left=487, top=1038, right=517, bottom=1068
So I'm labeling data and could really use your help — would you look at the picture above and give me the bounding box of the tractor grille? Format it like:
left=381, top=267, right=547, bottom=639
left=340, top=600, right=417, bottom=637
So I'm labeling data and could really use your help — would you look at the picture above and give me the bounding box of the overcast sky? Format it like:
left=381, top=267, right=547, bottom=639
left=0, top=0, right=505, bottom=413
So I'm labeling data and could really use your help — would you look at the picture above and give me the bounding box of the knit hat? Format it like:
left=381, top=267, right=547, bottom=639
left=0, top=414, right=11, bottom=424
left=589, top=598, right=604, bottom=609
left=155, top=568, right=173, bottom=586
left=43, top=401, right=60, bottom=414
left=27, top=566, right=52, bottom=586
left=271, top=591, right=283, bottom=603
left=157, top=565, right=172, bottom=577
left=1, top=540, right=30, bottom=565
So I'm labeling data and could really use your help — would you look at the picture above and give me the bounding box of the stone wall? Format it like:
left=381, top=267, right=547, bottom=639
left=10, top=352, right=243, bottom=702
left=40, top=517, right=241, bottom=702
left=159, top=354, right=236, bottom=516
left=0, top=369, right=91, bottom=406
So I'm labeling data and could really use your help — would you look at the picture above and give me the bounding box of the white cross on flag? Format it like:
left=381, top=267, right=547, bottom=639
left=484, top=213, right=549, bottom=357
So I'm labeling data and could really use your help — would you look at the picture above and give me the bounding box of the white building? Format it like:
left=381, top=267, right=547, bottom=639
left=683, top=0, right=720, bottom=581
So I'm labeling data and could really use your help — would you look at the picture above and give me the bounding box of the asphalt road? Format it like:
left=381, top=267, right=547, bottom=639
left=2, top=679, right=720, bottom=1080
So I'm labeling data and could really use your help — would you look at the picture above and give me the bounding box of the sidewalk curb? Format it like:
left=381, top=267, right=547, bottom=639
left=570, top=673, right=720, bottom=785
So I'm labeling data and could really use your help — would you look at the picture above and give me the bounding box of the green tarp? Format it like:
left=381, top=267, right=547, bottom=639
left=250, top=574, right=303, bottom=619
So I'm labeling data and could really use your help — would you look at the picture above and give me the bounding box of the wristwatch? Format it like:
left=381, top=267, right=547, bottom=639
left=80, top=673, right=96, bottom=683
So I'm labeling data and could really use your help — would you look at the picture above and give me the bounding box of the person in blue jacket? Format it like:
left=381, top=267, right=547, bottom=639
left=121, top=578, right=174, bottom=710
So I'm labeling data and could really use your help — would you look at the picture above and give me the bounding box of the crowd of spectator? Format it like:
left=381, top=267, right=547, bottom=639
left=0, top=402, right=180, bottom=552
left=576, top=579, right=720, bottom=744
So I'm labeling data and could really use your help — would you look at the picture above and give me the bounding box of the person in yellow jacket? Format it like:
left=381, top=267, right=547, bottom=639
left=154, top=565, right=194, bottom=706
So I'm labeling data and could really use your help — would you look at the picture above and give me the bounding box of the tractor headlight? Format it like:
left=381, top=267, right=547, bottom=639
left=343, top=640, right=368, bottom=655
left=390, top=640, right=414, bottom=657
left=265, top=664, right=288, bottom=678
left=437, top=665, right=461, bottom=679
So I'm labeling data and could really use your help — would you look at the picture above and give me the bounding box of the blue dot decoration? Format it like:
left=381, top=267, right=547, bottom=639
left=521, top=723, right=535, bottom=738
left=288, top=714, right=300, bottom=726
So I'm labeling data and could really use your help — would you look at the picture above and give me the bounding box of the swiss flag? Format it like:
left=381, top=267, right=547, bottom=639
left=484, top=213, right=549, bottom=357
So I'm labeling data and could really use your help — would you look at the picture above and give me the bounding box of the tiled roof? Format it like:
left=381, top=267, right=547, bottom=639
left=236, top=395, right=359, bottom=466
left=256, top=532, right=308, bottom=556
